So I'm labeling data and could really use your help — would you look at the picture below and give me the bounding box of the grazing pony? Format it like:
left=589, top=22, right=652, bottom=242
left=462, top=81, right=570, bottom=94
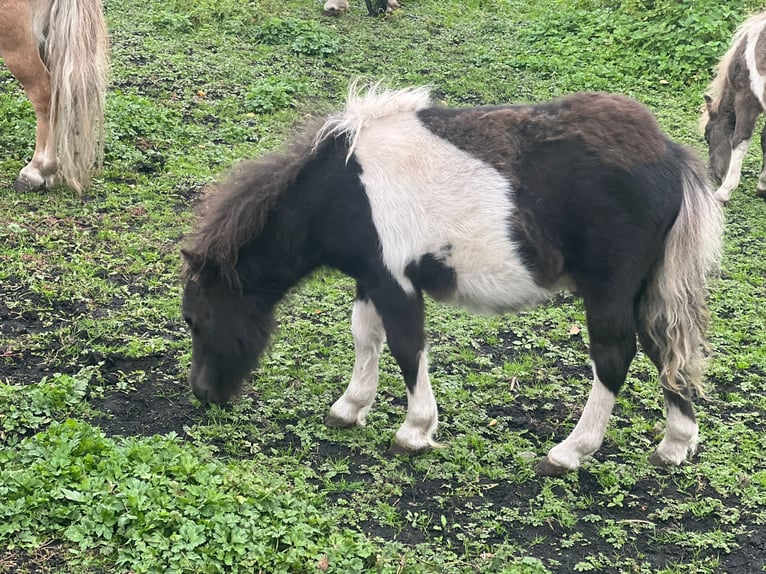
left=0, top=0, right=108, bottom=194
left=323, top=0, right=399, bottom=16
left=182, top=85, right=723, bottom=475
left=702, top=11, right=766, bottom=203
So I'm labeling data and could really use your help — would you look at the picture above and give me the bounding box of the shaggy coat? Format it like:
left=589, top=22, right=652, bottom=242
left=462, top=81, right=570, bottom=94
left=183, top=86, right=723, bottom=475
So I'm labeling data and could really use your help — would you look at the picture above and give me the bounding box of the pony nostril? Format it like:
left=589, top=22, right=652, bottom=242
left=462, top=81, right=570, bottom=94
left=190, top=379, right=208, bottom=404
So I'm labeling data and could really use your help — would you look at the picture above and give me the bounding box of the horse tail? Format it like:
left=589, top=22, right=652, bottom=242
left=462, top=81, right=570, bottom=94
left=38, top=0, right=109, bottom=194
left=639, top=148, right=724, bottom=398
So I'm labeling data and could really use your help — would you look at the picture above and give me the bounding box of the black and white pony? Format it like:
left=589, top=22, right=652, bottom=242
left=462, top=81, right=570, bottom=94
left=702, top=11, right=766, bottom=202
left=182, top=85, right=723, bottom=476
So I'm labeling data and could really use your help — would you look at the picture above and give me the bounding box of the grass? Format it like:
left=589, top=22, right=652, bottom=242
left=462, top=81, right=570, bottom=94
left=1, top=0, right=766, bottom=572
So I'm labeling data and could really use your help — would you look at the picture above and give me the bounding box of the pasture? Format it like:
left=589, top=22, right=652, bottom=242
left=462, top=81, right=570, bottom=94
left=1, top=0, right=765, bottom=572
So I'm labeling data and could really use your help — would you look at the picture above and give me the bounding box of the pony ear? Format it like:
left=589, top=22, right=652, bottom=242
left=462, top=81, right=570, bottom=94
left=703, top=94, right=713, bottom=109
left=181, top=248, right=203, bottom=267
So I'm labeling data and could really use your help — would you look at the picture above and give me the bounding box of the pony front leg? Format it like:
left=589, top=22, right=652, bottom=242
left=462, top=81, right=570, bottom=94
left=715, top=139, right=750, bottom=202
left=390, top=351, right=440, bottom=454
left=372, top=285, right=439, bottom=453
left=758, top=124, right=766, bottom=197
left=326, top=294, right=385, bottom=428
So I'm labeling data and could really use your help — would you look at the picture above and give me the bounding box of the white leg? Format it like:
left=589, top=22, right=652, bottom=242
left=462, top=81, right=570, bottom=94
left=322, top=0, right=349, bottom=15
left=757, top=168, right=766, bottom=195
left=538, top=368, right=615, bottom=474
left=326, top=298, right=385, bottom=427
left=392, top=352, right=440, bottom=453
left=715, top=140, right=750, bottom=202
left=649, top=400, right=699, bottom=467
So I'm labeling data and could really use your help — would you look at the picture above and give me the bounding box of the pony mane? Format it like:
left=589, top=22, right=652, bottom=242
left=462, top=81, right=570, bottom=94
left=313, top=82, right=433, bottom=162
left=183, top=119, right=326, bottom=286
left=703, top=11, right=766, bottom=120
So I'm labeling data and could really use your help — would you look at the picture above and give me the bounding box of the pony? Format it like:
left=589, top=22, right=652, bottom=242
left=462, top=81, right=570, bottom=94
left=181, top=85, right=723, bottom=476
left=701, top=11, right=766, bottom=203
left=0, top=0, right=108, bottom=194
left=323, top=0, right=399, bottom=16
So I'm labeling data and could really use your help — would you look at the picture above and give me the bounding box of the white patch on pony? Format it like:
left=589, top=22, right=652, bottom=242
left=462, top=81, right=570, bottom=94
left=715, top=139, right=750, bottom=202
left=342, top=88, right=553, bottom=312
left=394, top=352, right=440, bottom=451
left=327, top=299, right=386, bottom=426
left=652, top=402, right=699, bottom=466
left=545, top=367, right=615, bottom=470
left=746, top=29, right=766, bottom=110
left=314, top=83, right=433, bottom=163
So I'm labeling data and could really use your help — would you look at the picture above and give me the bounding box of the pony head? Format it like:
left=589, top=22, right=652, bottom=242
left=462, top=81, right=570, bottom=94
left=181, top=251, right=276, bottom=404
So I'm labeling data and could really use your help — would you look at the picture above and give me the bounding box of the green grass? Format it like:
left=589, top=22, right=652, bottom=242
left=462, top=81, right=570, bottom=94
left=2, top=0, right=766, bottom=572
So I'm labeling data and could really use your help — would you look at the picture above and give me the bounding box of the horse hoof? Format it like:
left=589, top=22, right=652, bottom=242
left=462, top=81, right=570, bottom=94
left=648, top=452, right=675, bottom=468
left=324, top=413, right=356, bottom=428
left=386, top=441, right=434, bottom=456
left=13, top=175, right=43, bottom=193
left=534, top=456, right=572, bottom=476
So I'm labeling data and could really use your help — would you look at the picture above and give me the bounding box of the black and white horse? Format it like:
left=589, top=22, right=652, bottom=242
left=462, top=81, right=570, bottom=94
left=702, top=11, right=766, bottom=202
left=182, top=85, right=723, bottom=475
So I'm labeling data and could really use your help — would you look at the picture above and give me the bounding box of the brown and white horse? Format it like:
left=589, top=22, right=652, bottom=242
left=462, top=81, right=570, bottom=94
left=181, top=85, right=723, bottom=476
left=702, top=11, right=766, bottom=203
left=0, top=0, right=108, bottom=194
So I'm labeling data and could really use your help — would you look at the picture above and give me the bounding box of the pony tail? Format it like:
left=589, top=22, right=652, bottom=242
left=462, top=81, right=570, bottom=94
left=43, top=0, right=109, bottom=194
left=640, top=150, right=724, bottom=398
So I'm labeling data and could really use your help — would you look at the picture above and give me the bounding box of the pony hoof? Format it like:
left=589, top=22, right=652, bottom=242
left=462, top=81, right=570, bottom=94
left=13, top=175, right=43, bottom=193
left=386, top=442, right=433, bottom=456
left=534, top=456, right=573, bottom=476
left=324, top=413, right=356, bottom=428
left=648, top=452, right=676, bottom=468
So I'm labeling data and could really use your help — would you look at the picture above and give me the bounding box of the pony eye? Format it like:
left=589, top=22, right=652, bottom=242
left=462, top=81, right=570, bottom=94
left=183, top=315, right=194, bottom=329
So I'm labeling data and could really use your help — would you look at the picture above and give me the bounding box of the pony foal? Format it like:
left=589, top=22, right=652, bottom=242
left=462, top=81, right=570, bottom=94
left=702, top=11, right=766, bottom=202
left=182, top=86, right=723, bottom=475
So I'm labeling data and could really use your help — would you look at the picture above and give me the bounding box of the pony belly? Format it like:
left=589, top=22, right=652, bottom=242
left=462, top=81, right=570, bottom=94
left=452, top=268, right=555, bottom=314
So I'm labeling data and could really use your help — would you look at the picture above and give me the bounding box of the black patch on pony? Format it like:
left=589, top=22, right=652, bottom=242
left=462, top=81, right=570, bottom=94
left=405, top=248, right=458, bottom=301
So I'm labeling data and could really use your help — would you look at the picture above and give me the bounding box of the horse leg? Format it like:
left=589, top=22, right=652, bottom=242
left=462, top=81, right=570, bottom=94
left=0, top=28, right=58, bottom=191
left=536, top=299, right=636, bottom=475
left=715, top=93, right=760, bottom=202
left=326, top=285, right=386, bottom=428
left=635, top=325, right=699, bottom=466
left=364, top=282, right=438, bottom=453
left=757, top=120, right=766, bottom=197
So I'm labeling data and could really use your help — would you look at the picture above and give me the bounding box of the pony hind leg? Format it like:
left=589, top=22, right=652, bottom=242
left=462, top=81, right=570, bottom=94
left=0, top=17, right=58, bottom=191
left=536, top=299, right=637, bottom=475
left=636, top=323, right=700, bottom=467
left=326, top=287, right=386, bottom=428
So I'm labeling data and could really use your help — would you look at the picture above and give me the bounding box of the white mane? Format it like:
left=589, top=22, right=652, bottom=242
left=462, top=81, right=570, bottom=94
left=314, top=82, right=433, bottom=162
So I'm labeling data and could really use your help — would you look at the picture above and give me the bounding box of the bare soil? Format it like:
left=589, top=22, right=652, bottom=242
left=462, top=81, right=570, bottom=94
left=1, top=274, right=764, bottom=573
